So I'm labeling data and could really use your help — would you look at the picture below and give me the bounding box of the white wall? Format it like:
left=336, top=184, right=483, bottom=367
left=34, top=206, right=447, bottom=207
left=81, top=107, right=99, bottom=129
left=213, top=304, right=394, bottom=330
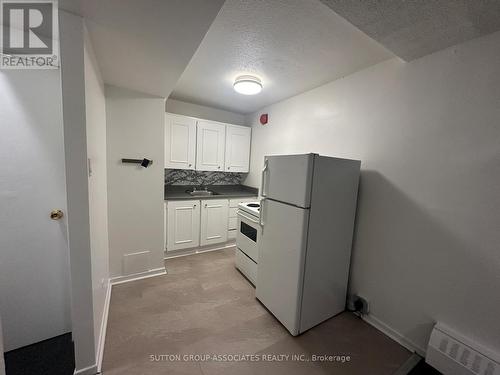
left=106, top=86, right=166, bottom=278
left=59, top=10, right=97, bottom=373
left=84, top=25, right=109, bottom=359
left=245, top=31, right=500, bottom=354
left=166, top=98, right=246, bottom=125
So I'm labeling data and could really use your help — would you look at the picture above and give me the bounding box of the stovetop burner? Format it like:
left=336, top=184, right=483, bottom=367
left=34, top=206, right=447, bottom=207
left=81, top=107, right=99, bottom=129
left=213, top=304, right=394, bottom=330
left=238, top=201, right=261, bottom=218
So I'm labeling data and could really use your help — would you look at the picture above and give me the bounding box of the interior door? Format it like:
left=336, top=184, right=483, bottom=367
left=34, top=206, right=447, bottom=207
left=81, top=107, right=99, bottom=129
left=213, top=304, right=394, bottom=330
left=0, top=70, right=71, bottom=351
left=167, top=200, right=200, bottom=251
left=261, top=153, right=315, bottom=208
left=200, top=199, right=229, bottom=246
left=256, top=198, right=310, bottom=336
left=165, top=114, right=197, bottom=170
left=225, top=125, right=251, bottom=172
left=196, top=120, right=226, bottom=171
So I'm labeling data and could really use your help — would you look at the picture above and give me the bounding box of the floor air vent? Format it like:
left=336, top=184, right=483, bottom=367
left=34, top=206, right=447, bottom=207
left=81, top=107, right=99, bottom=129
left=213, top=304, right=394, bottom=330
left=426, top=323, right=500, bottom=375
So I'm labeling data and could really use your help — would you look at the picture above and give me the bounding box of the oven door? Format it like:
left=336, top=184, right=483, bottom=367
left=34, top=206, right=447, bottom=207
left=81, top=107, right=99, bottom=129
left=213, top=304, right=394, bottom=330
left=236, top=210, right=260, bottom=263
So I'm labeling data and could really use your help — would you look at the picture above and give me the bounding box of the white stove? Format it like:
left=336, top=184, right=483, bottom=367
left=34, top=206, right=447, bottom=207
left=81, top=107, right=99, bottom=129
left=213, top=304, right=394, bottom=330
left=238, top=201, right=260, bottom=218
left=235, top=201, right=261, bottom=286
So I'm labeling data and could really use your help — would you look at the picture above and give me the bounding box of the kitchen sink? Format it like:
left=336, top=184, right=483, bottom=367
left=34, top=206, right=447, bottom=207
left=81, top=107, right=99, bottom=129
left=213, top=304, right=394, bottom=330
left=186, top=189, right=218, bottom=197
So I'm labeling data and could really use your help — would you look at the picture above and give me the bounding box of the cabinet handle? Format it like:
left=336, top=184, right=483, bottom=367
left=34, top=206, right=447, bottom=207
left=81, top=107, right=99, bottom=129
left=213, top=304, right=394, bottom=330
left=228, top=167, right=230, bottom=170
left=193, top=204, right=196, bottom=207
left=189, top=163, right=192, bottom=167
left=218, top=166, right=221, bottom=169
left=205, top=203, right=207, bottom=207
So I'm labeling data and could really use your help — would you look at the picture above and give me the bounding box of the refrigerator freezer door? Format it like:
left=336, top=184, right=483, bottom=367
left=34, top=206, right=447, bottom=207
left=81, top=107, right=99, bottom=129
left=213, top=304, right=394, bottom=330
left=261, top=154, right=314, bottom=208
left=256, top=199, right=310, bottom=336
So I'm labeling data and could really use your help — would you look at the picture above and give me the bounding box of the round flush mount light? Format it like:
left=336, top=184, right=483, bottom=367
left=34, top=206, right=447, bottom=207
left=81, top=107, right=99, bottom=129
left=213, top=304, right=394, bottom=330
left=233, top=75, right=262, bottom=95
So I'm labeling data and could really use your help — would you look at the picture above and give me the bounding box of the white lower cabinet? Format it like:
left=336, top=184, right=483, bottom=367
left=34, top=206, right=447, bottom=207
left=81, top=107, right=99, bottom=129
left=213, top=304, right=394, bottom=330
left=228, top=217, right=237, bottom=230
left=200, top=199, right=229, bottom=246
left=165, top=196, right=257, bottom=253
left=166, top=200, right=200, bottom=251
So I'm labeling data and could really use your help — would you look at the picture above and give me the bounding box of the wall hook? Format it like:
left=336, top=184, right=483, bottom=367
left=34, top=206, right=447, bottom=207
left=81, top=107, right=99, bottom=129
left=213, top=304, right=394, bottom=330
left=121, top=158, right=153, bottom=168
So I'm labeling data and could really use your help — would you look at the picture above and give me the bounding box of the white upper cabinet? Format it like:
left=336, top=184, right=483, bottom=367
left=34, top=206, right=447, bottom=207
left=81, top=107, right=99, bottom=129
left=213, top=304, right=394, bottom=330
left=165, top=114, right=196, bottom=170
left=200, top=199, right=229, bottom=246
left=225, top=125, right=251, bottom=173
left=196, top=120, right=226, bottom=171
left=165, top=113, right=251, bottom=172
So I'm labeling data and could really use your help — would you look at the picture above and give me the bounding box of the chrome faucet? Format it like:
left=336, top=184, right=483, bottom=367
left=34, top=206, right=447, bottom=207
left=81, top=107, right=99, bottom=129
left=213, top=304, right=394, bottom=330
left=192, top=186, right=208, bottom=193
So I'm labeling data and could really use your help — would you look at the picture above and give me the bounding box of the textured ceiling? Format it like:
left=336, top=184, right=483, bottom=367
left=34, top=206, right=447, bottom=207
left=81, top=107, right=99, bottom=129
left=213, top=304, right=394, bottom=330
left=170, top=0, right=394, bottom=114
left=59, top=0, right=225, bottom=98
left=321, top=0, right=500, bottom=61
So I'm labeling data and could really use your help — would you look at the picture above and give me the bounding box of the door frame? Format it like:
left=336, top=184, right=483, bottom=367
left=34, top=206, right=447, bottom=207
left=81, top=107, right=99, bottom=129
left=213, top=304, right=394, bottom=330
left=59, top=11, right=97, bottom=374
left=0, top=316, right=5, bottom=375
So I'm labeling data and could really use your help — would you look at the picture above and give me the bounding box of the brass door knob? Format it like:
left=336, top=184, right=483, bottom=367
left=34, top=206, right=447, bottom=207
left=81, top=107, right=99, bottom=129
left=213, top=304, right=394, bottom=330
left=50, top=209, right=64, bottom=220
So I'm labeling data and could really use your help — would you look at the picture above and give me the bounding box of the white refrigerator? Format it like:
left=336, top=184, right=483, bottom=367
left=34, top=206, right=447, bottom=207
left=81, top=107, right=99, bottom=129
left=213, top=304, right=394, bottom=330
left=256, top=153, right=360, bottom=336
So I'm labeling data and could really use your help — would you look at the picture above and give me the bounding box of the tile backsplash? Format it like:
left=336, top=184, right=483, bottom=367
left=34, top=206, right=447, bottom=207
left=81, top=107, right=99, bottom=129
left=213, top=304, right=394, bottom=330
left=165, top=169, right=244, bottom=186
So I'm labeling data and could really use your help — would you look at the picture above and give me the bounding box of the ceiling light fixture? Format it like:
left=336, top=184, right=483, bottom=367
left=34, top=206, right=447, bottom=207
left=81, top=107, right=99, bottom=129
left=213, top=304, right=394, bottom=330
left=233, top=75, right=262, bottom=95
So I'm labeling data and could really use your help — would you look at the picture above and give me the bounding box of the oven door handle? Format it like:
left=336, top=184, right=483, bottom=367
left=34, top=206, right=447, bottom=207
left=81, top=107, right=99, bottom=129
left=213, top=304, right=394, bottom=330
left=237, top=211, right=260, bottom=224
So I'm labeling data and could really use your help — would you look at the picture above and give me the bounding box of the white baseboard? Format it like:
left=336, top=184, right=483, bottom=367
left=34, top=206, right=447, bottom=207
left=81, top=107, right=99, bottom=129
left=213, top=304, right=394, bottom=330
left=361, top=314, right=426, bottom=356
left=96, top=280, right=111, bottom=373
left=74, top=364, right=97, bottom=375
left=110, top=267, right=166, bottom=286
left=91, top=269, right=166, bottom=373
left=164, top=242, right=236, bottom=260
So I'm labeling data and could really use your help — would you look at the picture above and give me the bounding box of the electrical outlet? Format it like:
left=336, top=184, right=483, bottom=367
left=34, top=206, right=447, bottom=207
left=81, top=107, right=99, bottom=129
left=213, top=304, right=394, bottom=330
left=348, top=294, right=369, bottom=314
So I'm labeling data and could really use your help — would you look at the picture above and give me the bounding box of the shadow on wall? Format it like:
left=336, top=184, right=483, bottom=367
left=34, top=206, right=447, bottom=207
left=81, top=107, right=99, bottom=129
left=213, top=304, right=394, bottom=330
left=349, top=170, right=500, bottom=352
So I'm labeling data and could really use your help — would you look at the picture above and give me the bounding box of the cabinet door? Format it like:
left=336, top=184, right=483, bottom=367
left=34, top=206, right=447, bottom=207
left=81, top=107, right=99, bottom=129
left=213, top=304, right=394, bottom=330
left=167, top=200, right=200, bottom=251
left=200, top=199, right=229, bottom=246
left=164, top=202, right=167, bottom=250
left=165, top=114, right=196, bottom=169
left=225, top=125, right=251, bottom=172
left=196, top=120, right=226, bottom=171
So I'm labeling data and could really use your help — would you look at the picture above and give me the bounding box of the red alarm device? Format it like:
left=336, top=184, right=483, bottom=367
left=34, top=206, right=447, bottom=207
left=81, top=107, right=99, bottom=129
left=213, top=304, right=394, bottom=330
left=260, top=113, right=268, bottom=125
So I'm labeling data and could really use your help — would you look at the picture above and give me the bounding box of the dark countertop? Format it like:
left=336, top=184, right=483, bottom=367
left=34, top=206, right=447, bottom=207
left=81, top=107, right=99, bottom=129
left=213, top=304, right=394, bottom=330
left=165, top=185, right=258, bottom=201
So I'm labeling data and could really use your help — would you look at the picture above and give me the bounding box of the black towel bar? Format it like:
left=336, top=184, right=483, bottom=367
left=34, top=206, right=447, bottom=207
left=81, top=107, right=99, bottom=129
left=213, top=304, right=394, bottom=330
left=121, top=158, right=153, bottom=168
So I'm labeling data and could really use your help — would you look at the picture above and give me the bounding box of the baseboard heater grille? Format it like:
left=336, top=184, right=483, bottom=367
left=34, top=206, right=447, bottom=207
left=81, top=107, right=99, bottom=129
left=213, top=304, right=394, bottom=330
left=426, top=323, right=499, bottom=375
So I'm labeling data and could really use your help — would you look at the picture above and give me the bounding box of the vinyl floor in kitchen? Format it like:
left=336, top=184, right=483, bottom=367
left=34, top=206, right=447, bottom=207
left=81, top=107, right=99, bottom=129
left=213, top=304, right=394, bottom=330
left=102, top=248, right=412, bottom=375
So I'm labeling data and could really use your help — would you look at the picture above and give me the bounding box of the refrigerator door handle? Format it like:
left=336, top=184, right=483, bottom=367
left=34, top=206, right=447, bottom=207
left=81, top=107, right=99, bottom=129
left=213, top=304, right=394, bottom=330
left=260, top=159, right=268, bottom=197
left=259, top=198, right=266, bottom=227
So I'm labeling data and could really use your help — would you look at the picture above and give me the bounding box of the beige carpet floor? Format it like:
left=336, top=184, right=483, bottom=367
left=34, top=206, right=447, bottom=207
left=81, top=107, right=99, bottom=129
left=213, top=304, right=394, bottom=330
left=102, top=247, right=411, bottom=374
